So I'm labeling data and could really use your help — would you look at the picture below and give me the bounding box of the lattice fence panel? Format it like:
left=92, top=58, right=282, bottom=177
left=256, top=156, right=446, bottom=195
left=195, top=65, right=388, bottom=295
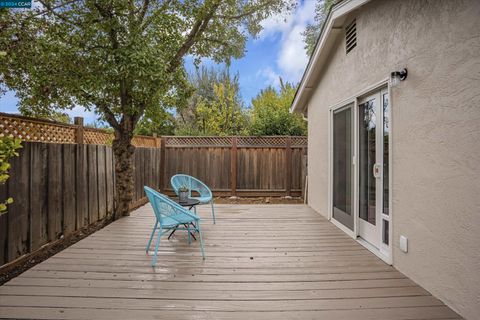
left=291, top=136, right=308, bottom=147
left=132, top=136, right=157, bottom=148
left=0, top=115, right=76, bottom=143
left=84, top=129, right=113, bottom=145
left=237, top=136, right=287, bottom=147
left=165, top=136, right=233, bottom=147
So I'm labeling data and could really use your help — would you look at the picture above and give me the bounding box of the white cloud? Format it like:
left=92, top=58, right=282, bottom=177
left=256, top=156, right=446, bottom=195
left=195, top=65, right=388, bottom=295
left=295, top=0, right=317, bottom=25
left=65, top=106, right=98, bottom=124
left=257, top=0, right=316, bottom=85
left=259, top=11, right=293, bottom=39
left=277, top=25, right=310, bottom=81
left=256, top=67, right=281, bottom=87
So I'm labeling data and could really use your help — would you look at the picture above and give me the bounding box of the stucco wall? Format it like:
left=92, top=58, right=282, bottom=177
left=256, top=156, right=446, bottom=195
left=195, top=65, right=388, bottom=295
left=306, top=0, right=480, bottom=319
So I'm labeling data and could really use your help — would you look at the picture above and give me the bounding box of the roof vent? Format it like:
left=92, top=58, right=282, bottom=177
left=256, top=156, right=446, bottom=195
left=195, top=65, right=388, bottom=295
left=345, top=19, right=356, bottom=54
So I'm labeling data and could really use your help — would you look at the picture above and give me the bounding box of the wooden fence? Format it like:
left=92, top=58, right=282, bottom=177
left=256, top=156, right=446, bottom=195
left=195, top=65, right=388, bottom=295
left=0, top=142, right=160, bottom=266
left=0, top=113, right=307, bottom=196
left=162, top=136, right=307, bottom=197
left=0, top=113, right=307, bottom=267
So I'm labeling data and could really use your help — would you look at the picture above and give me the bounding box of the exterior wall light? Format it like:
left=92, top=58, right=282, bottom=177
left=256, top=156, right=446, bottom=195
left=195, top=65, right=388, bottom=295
left=390, top=68, right=408, bottom=87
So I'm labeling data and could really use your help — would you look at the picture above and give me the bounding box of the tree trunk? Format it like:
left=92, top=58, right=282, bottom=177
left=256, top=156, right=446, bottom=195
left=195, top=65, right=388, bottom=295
left=112, top=129, right=135, bottom=219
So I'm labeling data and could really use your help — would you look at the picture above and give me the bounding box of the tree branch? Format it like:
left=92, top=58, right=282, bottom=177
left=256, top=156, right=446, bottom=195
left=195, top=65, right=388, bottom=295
left=77, top=88, right=121, bottom=130
left=138, top=0, right=150, bottom=24
left=28, top=0, right=82, bottom=18
left=37, top=0, right=81, bottom=26
left=200, top=36, right=241, bottom=50
left=167, top=1, right=222, bottom=74
left=98, top=104, right=121, bottom=131
left=214, top=0, right=278, bottom=20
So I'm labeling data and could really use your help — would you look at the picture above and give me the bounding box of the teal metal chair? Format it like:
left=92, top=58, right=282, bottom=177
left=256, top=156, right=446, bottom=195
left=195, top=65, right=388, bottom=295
left=170, top=174, right=216, bottom=224
left=144, top=186, right=205, bottom=266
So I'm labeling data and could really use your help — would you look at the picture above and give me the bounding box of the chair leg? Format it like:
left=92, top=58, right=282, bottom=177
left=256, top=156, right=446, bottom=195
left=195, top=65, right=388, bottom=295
left=196, top=220, right=206, bottom=260
left=187, top=224, right=191, bottom=245
left=146, top=220, right=158, bottom=253
left=211, top=200, right=216, bottom=224
left=151, top=228, right=162, bottom=267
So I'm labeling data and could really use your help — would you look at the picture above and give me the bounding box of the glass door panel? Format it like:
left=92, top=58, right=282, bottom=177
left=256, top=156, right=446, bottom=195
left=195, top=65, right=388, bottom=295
left=382, top=93, right=390, bottom=216
left=359, top=99, right=377, bottom=226
left=332, top=106, right=353, bottom=230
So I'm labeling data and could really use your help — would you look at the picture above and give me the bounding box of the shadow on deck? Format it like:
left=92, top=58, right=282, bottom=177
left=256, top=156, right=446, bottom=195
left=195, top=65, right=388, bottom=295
left=0, top=204, right=461, bottom=319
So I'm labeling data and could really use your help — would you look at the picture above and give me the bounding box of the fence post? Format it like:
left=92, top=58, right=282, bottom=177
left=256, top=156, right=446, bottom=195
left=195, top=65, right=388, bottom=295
left=231, top=136, right=237, bottom=196
left=301, top=146, right=308, bottom=201
left=74, top=117, right=84, bottom=144
left=285, top=136, right=292, bottom=197
left=159, top=137, right=166, bottom=192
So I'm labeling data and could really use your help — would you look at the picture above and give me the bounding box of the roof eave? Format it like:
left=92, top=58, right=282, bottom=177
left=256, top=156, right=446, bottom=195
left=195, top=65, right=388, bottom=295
left=291, top=0, right=372, bottom=114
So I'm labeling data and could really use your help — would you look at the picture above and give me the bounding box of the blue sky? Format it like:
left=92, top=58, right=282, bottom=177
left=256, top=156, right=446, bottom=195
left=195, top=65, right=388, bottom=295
left=0, top=1, right=316, bottom=124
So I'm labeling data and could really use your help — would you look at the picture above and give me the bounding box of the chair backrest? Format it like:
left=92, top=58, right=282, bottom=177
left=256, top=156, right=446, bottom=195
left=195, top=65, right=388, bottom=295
left=170, top=174, right=212, bottom=198
left=144, top=186, right=197, bottom=228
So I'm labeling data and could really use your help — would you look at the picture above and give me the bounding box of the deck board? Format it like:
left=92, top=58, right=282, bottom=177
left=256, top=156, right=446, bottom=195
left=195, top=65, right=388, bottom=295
left=0, top=204, right=461, bottom=319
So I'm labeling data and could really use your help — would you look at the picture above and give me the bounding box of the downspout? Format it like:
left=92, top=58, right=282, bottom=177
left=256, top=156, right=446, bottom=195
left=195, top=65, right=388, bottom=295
left=301, top=103, right=308, bottom=122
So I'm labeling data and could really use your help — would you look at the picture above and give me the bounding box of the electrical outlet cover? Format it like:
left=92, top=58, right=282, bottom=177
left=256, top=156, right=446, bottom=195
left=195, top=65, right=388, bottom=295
left=400, top=235, right=408, bottom=253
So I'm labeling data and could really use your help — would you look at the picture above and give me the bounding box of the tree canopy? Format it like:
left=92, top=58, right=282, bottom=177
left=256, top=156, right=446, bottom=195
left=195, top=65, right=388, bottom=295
left=249, top=80, right=306, bottom=136
left=134, top=108, right=176, bottom=136
left=176, top=67, right=248, bottom=136
left=0, top=0, right=295, bottom=217
left=1, top=0, right=292, bottom=128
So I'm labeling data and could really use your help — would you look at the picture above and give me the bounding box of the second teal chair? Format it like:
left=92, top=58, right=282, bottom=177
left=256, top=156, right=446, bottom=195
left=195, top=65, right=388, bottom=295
left=170, top=174, right=216, bottom=224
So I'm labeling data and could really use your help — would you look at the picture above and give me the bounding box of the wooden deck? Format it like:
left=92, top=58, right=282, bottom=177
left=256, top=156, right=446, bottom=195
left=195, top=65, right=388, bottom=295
left=0, top=204, right=461, bottom=319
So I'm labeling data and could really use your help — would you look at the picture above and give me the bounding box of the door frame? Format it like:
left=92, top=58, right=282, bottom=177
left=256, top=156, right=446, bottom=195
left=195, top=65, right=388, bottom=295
left=328, top=78, right=393, bottom=264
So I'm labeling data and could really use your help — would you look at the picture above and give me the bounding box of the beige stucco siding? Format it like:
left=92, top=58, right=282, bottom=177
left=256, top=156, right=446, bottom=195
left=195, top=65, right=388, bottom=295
left=306, top=0, right=480, bottom=319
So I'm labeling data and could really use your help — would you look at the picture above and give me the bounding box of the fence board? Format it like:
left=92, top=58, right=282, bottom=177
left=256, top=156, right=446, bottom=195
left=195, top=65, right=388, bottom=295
left=47, top=144, right=63, bottom=241
left=140, top=148, right=147, bottom=199
left=291, top=148, right=305, bottom=191
left=7, top=143, right=30, bottom=261
left=105, top=148, right=114, bottom=217
left=143, top=148, right=149, bottom=196
left=62, top=144, right=76, bottom=234
left=159, top=138, right=166, bottom=191
left=75, top=145, right=88, bottom=229
left=87, top=145, right=99, bottom=224
left=30, top=143, right=48, bottom=251
left=139, top=148, right=145, bottom=199
left=0, top=183, right=8, bottom=264
left=134, top=149, right=141, bottom=201
left=97, top=146, right=107, bottom=220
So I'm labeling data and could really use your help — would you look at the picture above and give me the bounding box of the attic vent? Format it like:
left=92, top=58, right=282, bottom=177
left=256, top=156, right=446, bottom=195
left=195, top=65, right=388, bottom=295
left=345, top=19, right=357, bottom=54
